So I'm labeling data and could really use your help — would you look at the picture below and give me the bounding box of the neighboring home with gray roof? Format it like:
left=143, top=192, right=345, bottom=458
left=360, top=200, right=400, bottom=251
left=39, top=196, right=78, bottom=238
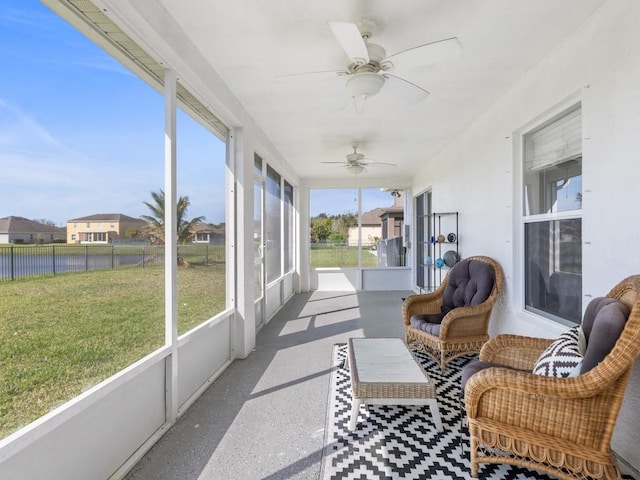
left=347, top=192, right=405, bottom=246
left=348, top=207, right=386, bottom=247
left=0, top=216, right=66, bottom=244
left=191, top=223, right=225, bottom=244
left=66, top=213, right=146, bottom=244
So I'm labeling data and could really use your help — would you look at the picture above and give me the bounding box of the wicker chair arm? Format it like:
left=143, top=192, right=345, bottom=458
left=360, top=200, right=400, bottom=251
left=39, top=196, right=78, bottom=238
left=464, top=369, right=623, bottom=451
left=443, top=300, right=495, bottom=321
left=479, top=334, right=553, bottom=370
left=438, top=304, right=493, bottom=338
left=465, top=365, right=617, bottom=417
left=401, top=289, right=445, bottom=326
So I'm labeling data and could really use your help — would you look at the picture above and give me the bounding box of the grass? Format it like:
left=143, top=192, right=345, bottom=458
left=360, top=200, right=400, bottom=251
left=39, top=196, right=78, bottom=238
left=0, top=243, right=376, bottom=439
left=0, top=263, right=225, bottom=438
left=310, top=244, right=378, bottom=268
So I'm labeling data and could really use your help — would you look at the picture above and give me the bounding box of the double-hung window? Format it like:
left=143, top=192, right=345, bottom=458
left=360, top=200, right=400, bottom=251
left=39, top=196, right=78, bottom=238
left=523, top=105, right=582, bottom=325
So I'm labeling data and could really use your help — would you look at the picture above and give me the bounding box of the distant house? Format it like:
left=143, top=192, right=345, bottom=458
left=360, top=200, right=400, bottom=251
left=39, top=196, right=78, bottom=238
left=66, top=213, right=146, bottom=244
left=380, top=197, right=405, bottom=240
left=0, top=216, right=66, bottom=244
left=348, top=208, right=385, bottom=247
left=191, top=223, right=225, bottom=244
left=347, top=192, right=405, bottom=246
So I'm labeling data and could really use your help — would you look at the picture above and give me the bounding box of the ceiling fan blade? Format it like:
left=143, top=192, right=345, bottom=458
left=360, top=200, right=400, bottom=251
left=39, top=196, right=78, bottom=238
left=382, top=73, right=430, bottom=103
left=363, top=161, right=396, bottom=167
left=328, top=21, right=369, bottom=66
left=386, top=37, right=462, bottom=69
left=320, top=161, right=351, bottom=164
left=276, top=69, right=348, bottom=82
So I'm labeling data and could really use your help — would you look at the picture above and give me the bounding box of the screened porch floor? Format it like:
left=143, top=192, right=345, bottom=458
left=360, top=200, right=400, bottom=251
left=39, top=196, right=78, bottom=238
left=124, top=290, right=410, bottom=480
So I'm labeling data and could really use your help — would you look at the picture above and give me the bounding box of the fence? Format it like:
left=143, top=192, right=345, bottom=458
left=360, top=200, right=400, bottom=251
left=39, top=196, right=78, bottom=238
left=0, top=244, right=225, bottom=281
left=310, top=242, right=378, bottom=268
left=377, top=237, right=405, bottom=267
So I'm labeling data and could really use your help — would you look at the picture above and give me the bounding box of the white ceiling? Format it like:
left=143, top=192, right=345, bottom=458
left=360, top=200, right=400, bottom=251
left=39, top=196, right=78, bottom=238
left=153, top=0, right=606, bottom=183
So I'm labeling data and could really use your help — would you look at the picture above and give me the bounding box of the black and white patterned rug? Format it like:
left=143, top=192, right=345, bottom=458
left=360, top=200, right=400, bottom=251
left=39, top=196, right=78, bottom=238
left=320, top=343, right=636, bottom=480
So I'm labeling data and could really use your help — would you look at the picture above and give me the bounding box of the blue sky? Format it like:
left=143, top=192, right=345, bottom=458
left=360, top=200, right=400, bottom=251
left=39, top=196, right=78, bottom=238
left=0, top=1, right=226, bottom=226
left=310, top=188, right=399, bottom=217
left=0, top=1, right=395, bottom=226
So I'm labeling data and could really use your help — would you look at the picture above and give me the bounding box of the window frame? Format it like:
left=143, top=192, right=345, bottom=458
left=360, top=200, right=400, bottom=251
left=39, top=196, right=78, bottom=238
left=521, top=103, right=583, bottom=326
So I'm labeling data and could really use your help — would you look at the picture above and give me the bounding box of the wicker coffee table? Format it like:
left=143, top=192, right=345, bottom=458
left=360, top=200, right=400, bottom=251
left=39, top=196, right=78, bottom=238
left=345, top=337, right=442, bottom=432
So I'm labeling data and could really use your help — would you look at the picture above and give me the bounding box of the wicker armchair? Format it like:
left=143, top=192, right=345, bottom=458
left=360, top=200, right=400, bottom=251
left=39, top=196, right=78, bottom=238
left=464, top=275, right=640, bottom=480
left=402, top=255, right=504, bottom=372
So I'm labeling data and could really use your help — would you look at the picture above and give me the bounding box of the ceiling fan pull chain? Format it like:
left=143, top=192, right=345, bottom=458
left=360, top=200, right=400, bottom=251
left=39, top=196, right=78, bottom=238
left=353, top=95, right=367, bottom=115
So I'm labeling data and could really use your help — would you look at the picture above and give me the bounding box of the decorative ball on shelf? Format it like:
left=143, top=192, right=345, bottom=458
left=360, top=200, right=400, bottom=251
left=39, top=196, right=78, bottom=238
left=443, top=250, right=460, bottom=267
left=437, top=234, right=446, bottom=243
left=447, top=232, right=457, bottom=243
left=424, top=256, right=433, bottom=266
left=436, top=257, right=445, bottom=268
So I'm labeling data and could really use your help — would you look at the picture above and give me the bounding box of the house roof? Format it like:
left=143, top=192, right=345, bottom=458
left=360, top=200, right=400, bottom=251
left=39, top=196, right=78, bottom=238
left=360, top=208, right=385, bottom=226
left=191, top=223, right=225, bottom=235
left=0, top=216, right=65, bottom=234
left=381, top=207, right=404, bottom=215
left=68, top=213, right=145, bottom=223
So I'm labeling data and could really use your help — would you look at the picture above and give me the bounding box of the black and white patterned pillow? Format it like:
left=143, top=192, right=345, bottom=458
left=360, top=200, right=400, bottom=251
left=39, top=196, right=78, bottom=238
left=533, top=326, right=585, bottom=377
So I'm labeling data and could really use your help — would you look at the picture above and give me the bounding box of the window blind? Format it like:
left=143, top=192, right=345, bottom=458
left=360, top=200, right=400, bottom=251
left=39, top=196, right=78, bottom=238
left=524, top=106, right=582, bottom=171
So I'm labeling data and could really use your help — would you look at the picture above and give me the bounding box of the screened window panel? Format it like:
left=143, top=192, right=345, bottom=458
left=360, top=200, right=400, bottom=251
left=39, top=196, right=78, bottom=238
left=265, top=165, right=282, bottom=283
left=283, top=181, right=294, bottom=273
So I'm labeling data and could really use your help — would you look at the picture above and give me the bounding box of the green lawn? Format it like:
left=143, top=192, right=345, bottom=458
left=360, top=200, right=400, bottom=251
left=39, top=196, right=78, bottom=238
left=0, top=264, right=225, bottom=438
left=0, top=243, right=377, bottom=439
left=310, top=244, right=377, bottom=268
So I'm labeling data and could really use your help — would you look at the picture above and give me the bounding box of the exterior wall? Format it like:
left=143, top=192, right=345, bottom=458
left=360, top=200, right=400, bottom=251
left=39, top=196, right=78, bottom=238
left=66, top=219, right=144, bottom=243
left=348, top=225, right=380, bottom=247
left=67, top=220, right=113, bottom=243
left=411, top=0, right=640, bottom=470
left=192, top=233, right=224, bottom=244
left=0, top=232, right=65, bottom=244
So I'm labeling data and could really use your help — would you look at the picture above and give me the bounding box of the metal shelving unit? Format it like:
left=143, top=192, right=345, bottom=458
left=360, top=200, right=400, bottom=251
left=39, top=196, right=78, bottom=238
left=429, top=211, right=459, bottom=289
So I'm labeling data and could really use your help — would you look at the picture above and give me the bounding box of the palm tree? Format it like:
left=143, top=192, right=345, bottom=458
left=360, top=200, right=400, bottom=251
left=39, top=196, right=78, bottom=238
left=141, top=189, right=205, bottom=244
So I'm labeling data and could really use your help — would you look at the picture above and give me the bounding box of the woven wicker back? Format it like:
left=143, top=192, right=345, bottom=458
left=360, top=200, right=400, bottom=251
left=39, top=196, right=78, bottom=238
left=610, top=275, right=640, bottom=311
left=600, top=275, right=640, bottom=377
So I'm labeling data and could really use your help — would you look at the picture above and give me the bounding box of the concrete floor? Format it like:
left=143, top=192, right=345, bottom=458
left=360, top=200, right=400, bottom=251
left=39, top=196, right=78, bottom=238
left=124, top=290, right=410, bottom=480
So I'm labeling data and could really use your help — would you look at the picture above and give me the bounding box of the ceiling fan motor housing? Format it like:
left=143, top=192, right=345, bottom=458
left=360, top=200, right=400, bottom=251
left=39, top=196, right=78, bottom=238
left=346, top=152, right=365, bottom=163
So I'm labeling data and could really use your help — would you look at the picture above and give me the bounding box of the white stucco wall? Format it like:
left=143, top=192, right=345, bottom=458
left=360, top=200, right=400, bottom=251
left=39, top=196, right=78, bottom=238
left=411, top=0, right=640, bottom=470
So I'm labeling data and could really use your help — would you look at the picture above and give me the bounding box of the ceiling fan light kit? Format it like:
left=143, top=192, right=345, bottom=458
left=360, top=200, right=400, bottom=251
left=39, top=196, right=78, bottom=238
left=346, top=72, right=385, bottom=98
left=346, top=164, right=366, bottom=175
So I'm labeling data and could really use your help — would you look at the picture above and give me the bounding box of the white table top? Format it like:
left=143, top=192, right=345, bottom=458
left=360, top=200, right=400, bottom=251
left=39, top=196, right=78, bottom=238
left=350, top=338, right=431, bottom=384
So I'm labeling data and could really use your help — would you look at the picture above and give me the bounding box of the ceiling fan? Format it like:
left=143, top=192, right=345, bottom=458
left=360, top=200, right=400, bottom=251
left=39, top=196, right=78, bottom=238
left=321, top=143, right=396, bottom=175
left=279, top=17, right=462, bottom=111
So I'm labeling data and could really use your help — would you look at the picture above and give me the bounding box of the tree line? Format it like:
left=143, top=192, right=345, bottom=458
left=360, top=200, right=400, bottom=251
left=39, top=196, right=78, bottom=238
left=310, top=213, right=357, bottom=244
